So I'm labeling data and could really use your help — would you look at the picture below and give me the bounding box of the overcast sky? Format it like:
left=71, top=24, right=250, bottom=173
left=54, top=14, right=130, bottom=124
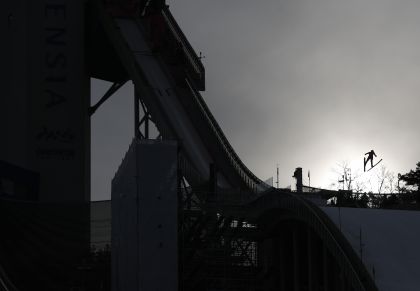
left=91, top=0, right=420, bottom=200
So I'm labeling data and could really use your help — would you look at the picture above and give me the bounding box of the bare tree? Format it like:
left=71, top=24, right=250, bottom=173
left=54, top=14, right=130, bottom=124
left=385, top=170, right=397, bottom=193
left=374, top=165, right=397, bottom=194
left=331, top=160, right=366, bottom=192
left=376, top=165, right=387, bottom=194
left=332, top=161, right=353, bottom=191
left=353, top=176, right=367, bottom=193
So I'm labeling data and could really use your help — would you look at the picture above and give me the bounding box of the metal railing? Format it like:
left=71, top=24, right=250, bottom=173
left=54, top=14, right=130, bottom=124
left=95, top=0, right=267, bottom=192
left=161, top=7, right=205, bottom=90
left=159, top=10, right=263, bottom=192
left=184, top=78, right=269, bottom=193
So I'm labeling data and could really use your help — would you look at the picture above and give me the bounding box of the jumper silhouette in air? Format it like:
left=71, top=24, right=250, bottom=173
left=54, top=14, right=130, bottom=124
left=364, top=149, right=382, bottom=172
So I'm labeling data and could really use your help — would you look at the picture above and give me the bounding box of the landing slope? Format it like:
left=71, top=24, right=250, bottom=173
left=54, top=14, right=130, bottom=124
left=322, top=207, right=420, bottom=291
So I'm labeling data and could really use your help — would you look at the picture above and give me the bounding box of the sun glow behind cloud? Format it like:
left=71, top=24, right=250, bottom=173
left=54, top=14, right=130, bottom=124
left=168, top=0, right=420, bottom=192
left=91, top=0, right=420, bottom=200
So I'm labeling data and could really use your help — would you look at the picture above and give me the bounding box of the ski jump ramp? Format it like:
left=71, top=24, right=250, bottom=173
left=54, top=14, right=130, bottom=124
left=0, top=1, right=417, bottom=290
left=94, top=1, right=414, bottom=289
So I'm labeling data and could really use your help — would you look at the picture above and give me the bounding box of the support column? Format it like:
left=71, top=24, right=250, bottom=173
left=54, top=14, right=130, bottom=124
left=307, top=227, right=314, bottom=291
left=339, top=269, right=346, bottom=291
left=134, top=88, right=157, bottom=140
left=322, top=244, right=329, bottom=291
left=293, top=225, right=300, bottom=291
left=278, top=236, right=286, bottom=290
left=282, top=226, right=293, bottom=290
left=134, top=89, right=140, bottom=138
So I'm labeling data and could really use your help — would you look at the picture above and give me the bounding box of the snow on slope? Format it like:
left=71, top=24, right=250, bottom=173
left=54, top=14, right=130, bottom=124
left=322, top=207, right=420, bottom=291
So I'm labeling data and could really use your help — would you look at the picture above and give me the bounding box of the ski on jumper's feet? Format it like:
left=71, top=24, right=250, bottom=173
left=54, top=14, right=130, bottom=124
left=367, top=159, right=383, bottom=172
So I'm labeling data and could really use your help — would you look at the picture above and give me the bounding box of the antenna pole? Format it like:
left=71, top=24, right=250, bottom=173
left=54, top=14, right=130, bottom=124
left=308, top=170, right=311, bottom=187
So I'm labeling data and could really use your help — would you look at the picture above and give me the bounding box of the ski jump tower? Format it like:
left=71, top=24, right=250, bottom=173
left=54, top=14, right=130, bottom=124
left=1, top=1, right=381, bottom=291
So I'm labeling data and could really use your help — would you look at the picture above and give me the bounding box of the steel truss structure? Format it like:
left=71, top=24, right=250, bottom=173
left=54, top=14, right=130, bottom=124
left=176, top=177, right=378, bottom=291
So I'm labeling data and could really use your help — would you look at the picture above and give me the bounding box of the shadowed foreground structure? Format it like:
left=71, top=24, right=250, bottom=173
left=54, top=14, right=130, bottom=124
left=1, top=0, right=417, bottom=290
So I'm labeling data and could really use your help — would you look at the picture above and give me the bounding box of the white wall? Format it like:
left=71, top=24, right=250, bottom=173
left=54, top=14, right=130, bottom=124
left=112, top=139, right=178, bottom=291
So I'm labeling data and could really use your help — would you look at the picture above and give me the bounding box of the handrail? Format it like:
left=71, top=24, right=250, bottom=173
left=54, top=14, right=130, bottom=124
left=95, top=0, right=267, bottom=192
left=161, top=7, right=205, bottom=89
left=184, top=78, right=269, bottom=193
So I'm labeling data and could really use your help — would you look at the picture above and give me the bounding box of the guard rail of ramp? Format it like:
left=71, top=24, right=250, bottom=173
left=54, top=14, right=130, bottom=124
left=92, top=0, right=268, bottom=192
left=92, top=2, right=378, bottom=290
